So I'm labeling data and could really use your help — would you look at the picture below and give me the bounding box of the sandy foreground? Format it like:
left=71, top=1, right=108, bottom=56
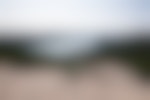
left=0, top=60, right=148, bottom=100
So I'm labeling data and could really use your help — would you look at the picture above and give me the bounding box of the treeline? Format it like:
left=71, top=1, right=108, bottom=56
left=0, top=35, right=149, bottom=79
left=102, top=36, right=150, bottom=79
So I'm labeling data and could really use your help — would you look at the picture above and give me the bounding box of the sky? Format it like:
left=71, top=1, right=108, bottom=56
left=0, top=0, right=149, bottom=31
left=0, top=0, right=149, bottom=59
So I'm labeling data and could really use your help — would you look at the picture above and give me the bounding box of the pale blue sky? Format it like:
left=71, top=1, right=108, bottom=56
left=0, top=0, right=149, bottom=30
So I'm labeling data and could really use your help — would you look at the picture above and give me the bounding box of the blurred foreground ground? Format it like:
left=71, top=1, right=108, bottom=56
left=0, top=59, right=148, bottom=100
